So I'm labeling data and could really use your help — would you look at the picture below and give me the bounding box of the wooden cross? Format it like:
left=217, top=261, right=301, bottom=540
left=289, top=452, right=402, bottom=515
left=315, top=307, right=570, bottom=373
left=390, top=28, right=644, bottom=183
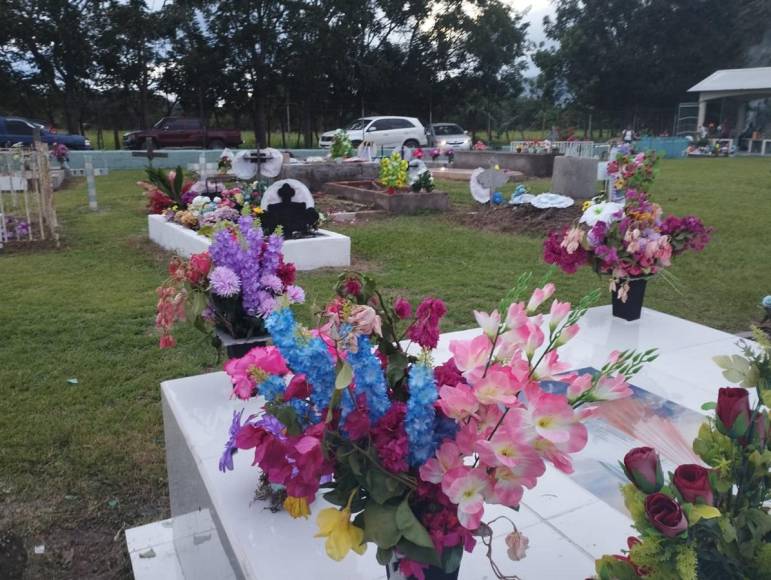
left=131, top=140, right=168, bottom=166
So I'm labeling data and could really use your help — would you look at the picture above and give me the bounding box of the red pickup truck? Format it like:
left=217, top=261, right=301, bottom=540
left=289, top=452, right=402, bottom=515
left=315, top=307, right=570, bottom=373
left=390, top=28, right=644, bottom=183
left=122, top=117, right=242, bottom=150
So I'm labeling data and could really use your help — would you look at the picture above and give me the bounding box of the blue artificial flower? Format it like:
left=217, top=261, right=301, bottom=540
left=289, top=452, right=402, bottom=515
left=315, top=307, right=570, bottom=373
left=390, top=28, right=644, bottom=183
left=348, top=335, right=391, bottom=422
left=288, top=399, right=319, bottom=428
left=432, top=414, right=459, bottom=449
left=405, top=361, right=438, bottom=467
left=259, top=375, right=286, bottom=402
left=266, top=309, right=336, bottom=410
left=219, top=409, right=244, bottom=473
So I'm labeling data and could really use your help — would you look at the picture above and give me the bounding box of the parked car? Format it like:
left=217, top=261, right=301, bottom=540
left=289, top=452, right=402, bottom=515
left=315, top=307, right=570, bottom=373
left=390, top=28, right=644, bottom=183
left=430, top=123, right=471, bottom=150
left=123, top=117, right=242, bottom=150
left=0, top=116, right=92, bottom=150
left=319, top=116, right=428, bottom=149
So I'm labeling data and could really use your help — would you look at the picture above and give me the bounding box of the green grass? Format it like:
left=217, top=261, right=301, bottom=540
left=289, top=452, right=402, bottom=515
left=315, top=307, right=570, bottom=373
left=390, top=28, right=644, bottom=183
left=0, top=157, right=769, bottom=576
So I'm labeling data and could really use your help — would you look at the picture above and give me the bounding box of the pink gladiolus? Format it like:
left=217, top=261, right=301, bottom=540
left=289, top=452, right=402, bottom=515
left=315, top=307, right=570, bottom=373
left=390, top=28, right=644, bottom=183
left=438, top=383, right=479, bottom=420
left=566, top=373, right=593, bottom=402
left=534, top=350, right=569, bottom=380
left=555, top=324, right=579, bottom=346
left=548, top=300, right=571, bottom=330
left=505, top=302, right=528, bottom=329
left=473, top=365, right=520, bottom=405
left=513, top=319, right=545, bottom=358
left=593, top=374, right=633, bottom=401
left=526, top=283, right=556, bottom=313
left=443, top=467, right=489, bottom=529
left=476, top=404, right=506, bottom=438
left=526, top=386, right=587, bottom=447
left=449, top=335, right=492, bottom=377
left=474, top=309, right=501, bottom=338
left=419, top=441, right=463, bottom=483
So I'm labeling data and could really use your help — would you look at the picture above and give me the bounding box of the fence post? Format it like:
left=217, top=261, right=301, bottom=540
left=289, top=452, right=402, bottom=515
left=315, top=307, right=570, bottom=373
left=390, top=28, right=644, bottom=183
left=85, top=155, right=98, bottom=210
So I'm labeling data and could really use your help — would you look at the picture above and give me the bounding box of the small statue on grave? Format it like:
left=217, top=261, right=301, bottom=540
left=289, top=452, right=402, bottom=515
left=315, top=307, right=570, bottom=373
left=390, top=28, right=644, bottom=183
left=260, top=182, right=319, bottom=239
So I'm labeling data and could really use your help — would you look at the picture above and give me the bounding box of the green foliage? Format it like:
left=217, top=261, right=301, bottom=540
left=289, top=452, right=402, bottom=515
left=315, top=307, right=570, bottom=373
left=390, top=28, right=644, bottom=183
left=410, top=171, right=435, bottom=193
left=330, top=130, right=353, bottom=159
left=595, top=555, right=639, bottom=580
left=144, top=165, right=187, bottom=204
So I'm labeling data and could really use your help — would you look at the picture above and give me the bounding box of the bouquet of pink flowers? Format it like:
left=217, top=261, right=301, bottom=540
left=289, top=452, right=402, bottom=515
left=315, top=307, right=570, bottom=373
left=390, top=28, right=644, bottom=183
left=543, top=189, right=712, bottom=301
left=219, top=272, right=652, bottom=579
left=430, top=148, right=441, bottom=161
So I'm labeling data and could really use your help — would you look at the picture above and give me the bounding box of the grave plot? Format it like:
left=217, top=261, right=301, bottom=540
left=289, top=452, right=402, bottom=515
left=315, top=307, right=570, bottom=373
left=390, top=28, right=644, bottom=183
left=143, top=149, right=352, bottom=270
left=0, top=145, right=60, bottom=251
left=322, top=152, right=449, bottom=214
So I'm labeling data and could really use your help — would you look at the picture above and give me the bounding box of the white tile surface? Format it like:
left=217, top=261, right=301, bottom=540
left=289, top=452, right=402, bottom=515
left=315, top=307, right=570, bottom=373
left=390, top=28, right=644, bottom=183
left=158, top=306, right=741, bottom=579
left=126, top=520, right=184, bottom=580
left=148, top=214, right=351, bottom=270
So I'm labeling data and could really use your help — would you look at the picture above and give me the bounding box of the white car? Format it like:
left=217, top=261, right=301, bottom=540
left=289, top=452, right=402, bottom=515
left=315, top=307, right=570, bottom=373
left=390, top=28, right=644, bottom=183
left=430, top=123, right=471, bottom=150
left=319, top=116, right=428, bottom=149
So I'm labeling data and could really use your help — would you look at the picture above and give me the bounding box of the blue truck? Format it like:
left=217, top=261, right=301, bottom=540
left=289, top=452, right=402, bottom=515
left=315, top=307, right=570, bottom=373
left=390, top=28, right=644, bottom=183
left=0, top=116, right=91, bottom=149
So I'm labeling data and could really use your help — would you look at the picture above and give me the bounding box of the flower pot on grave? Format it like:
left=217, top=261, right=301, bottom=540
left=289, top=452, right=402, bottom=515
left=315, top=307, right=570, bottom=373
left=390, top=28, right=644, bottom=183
left=210, top=294, right=270, bottom=358
left=385, top=558, right=460, bottom=580
left=611, top=278, right=648, bottom=321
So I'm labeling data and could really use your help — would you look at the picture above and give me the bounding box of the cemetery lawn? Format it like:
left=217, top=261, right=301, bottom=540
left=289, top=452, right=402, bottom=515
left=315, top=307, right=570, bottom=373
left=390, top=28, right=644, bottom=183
left=0, top=157, right=769, bottom=577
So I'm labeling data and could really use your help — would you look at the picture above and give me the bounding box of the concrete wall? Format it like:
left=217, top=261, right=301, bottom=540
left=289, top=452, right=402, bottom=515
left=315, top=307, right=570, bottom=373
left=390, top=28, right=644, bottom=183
left=281, top=162, right=379, bottom=191
left=453, top=150, right=559, bottom=177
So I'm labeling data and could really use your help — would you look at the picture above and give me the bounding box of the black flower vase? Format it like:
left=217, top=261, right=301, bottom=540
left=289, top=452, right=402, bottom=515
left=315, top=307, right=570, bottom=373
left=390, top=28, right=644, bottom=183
left=210, top=295, right=270, bottom=358
left=611, top=278, right=648, bottom=321
left=385, top=559, right=460, bottom=580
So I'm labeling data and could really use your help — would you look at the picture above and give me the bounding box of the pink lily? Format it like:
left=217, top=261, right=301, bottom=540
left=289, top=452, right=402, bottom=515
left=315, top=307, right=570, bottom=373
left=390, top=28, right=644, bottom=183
left=474, top=309, right=501, bottom=339
left=438, top=382, right=479, bottom=420
left=526, top=283, right=556, bottom=314
left=419, top=441, right=462, bottom=484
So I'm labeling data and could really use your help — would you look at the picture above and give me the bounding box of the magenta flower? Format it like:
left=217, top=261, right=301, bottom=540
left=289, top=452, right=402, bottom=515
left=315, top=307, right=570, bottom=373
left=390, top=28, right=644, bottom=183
left=407, top=298, right=447, bottom=349
left=393, top=296, right=412, bottom=319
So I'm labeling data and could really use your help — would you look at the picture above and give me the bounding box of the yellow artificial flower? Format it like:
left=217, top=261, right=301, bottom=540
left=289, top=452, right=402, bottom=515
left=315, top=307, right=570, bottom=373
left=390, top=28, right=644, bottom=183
left=581, top=200, right=593, bottom=212
left=314, top=492, right=366, bottom=561
left=252, top=206, right=264, bottom=215
left=614, top=178, right=625, bottom=189
left=283, top=496, right=310, bottom=519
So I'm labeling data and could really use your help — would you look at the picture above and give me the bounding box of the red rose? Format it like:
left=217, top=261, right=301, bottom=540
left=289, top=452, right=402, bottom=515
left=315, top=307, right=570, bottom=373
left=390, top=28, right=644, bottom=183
left=673, top=464, right=714, bottom=505
left=644, top=493, right=687, bottom=538
left=622, top=447, right=663, bottom=493
left=716, top=387, right=751, bottom=438
left=342, top=277, right=362, bottom=297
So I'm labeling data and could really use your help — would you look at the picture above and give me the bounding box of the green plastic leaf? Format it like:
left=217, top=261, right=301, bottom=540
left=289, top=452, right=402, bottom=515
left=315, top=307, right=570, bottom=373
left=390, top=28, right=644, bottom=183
left=713, top=355, right=755, bottom=386
left=395, top=499, right=434, bottom=548
left=364, top=469, right=405, bottom=504
left=441, top=545, right=463, bottom=573
left=363, top=502, right=401, bottom=549
left=335, top=361, right=353, bottom=390
left=688, top=504, right=721, bottom=523
left=395, top=539, right=441, bottom=567
left=376, top=547, right=393, bottom=566
left=760, top=387, right=771, bottom=408
left=700, top=402, right=717, bottom=411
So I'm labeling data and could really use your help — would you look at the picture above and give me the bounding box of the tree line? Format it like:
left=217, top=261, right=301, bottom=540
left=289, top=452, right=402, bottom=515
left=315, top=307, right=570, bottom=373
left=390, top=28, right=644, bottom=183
left=1, top=0, right=767, bottom=148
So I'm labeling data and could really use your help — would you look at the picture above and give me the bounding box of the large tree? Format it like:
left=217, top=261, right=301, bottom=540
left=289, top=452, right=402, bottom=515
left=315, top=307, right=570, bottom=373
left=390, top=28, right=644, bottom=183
left=535, top=0, right=749, bottom=118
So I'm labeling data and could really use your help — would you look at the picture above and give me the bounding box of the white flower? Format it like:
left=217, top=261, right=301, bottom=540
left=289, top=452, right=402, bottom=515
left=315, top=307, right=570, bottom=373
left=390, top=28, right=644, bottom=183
left=579, top=202, right=624, bottom=227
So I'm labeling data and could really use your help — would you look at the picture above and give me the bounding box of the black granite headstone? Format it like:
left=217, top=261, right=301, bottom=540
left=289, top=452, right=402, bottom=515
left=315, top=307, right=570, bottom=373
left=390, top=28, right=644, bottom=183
left=260, top=182, right=319, bottom=239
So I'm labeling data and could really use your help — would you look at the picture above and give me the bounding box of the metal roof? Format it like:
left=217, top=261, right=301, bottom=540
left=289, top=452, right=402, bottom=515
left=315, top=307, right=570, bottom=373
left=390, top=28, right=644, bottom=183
left=688, top=67, right=771, bottom=93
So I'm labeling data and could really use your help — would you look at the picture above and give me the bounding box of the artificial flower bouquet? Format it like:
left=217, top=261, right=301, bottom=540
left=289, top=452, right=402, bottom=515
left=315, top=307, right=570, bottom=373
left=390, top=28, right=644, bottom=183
left=595, top=331, right=771, bottom=579
left=543, top=184, right=711, bottom=302
left=607, top=148, right=659, bottom=200
left=51, top=142, right=69, bottom=167
left=218, top=272, right=654, bottom=579
left=155, top=215, right=304, bottom=348
left=379, top=151, right=409, bottom=193
left=140, top=166, right=263, bottom=235
left=330, top=130, right=354, bottom=159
